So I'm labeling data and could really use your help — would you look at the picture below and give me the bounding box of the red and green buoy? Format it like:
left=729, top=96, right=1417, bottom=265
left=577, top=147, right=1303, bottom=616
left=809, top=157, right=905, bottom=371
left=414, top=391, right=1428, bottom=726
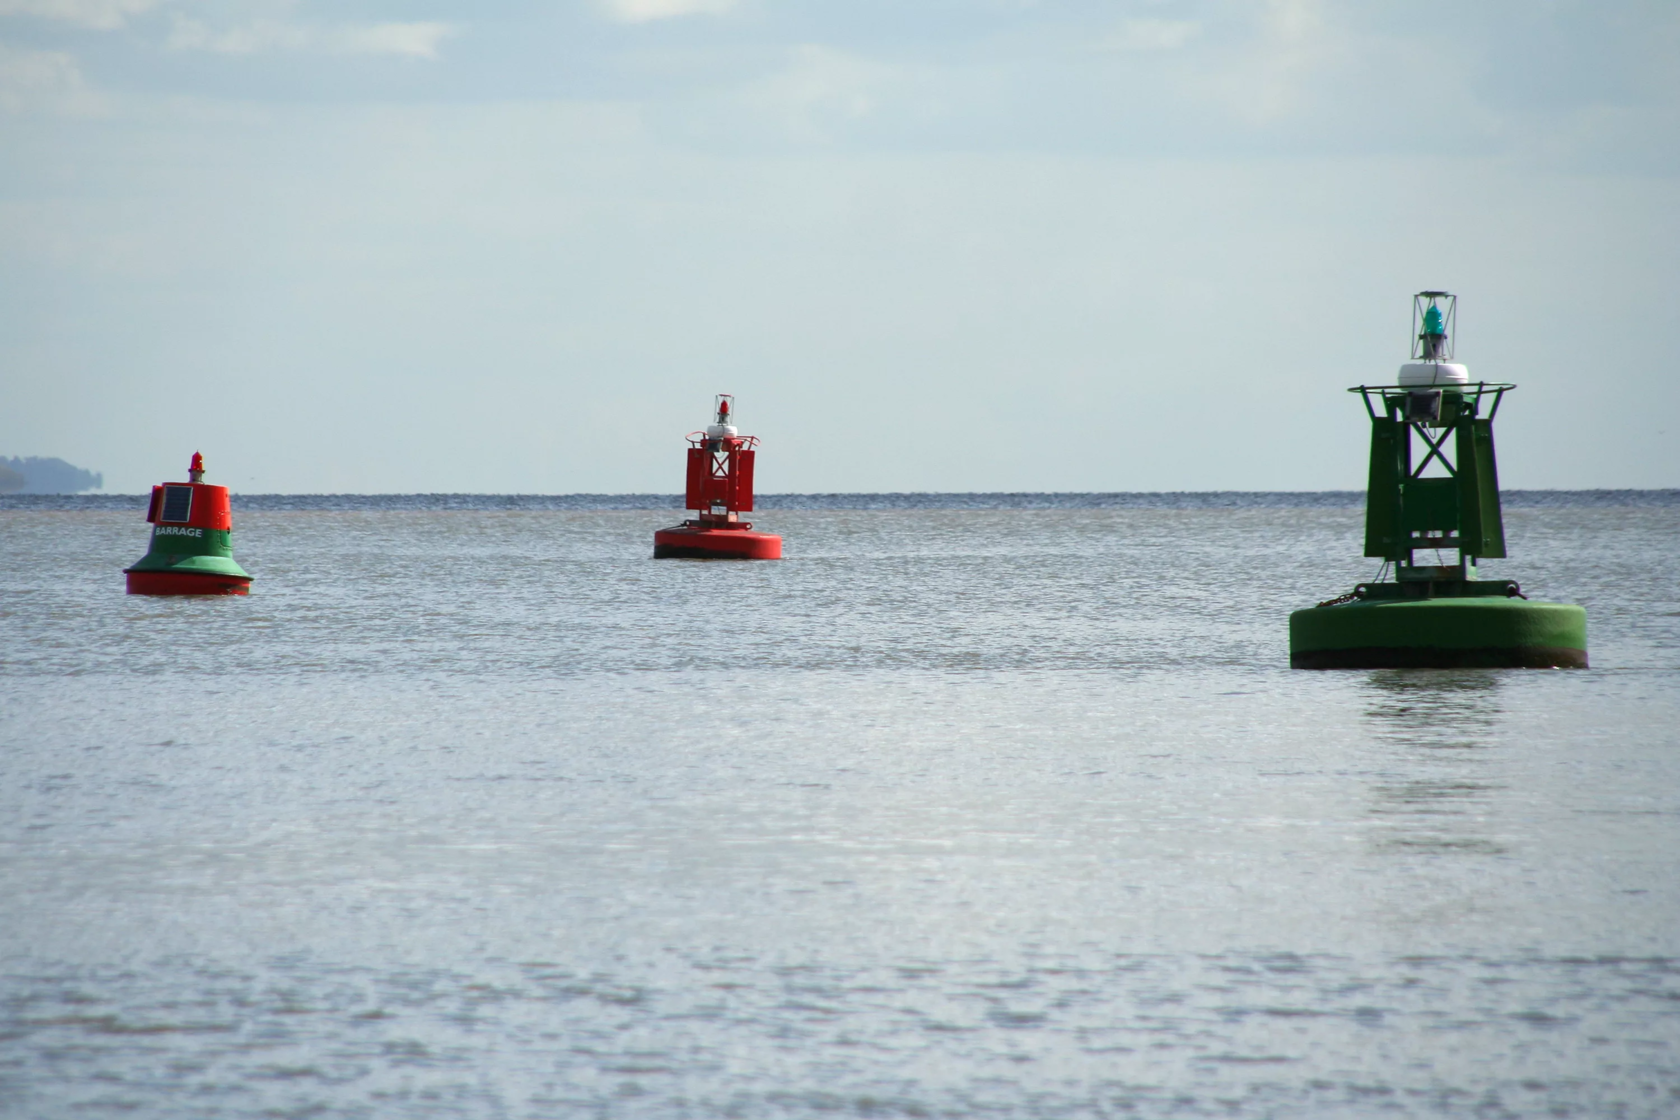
left=653, top=394, right=782, bottom=560
left=1290, top=292, right=1587, bottom=668
left=124, top=452, right=254, bottom=595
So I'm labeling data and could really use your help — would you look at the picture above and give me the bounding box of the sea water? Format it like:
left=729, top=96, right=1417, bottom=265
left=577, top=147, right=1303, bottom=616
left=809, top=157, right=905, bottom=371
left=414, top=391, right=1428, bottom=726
left=2, top=496, right=1678, bottom=1118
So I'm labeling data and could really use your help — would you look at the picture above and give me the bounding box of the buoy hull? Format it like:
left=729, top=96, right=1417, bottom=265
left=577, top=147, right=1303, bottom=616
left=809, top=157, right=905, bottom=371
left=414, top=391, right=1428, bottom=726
left=1290, top=597, right=1587, bottom=669
left=125, top=569, right=252, bottom=596
left=653, top=525, right=782, bottom=560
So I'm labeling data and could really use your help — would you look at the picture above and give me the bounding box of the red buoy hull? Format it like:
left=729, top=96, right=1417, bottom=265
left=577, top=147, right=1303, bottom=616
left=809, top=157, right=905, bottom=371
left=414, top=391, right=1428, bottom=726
left=653, top=525, right=782, bottom=560
left=125, top=570, right=252, bottom=596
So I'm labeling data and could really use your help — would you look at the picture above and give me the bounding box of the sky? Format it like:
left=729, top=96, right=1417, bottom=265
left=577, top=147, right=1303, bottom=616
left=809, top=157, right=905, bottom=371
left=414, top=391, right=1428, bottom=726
left=1, top=0, right=1677, bottom=494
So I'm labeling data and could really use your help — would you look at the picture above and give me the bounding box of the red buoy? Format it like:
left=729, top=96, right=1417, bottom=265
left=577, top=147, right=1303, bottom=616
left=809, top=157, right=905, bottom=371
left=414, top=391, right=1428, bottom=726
left=123, top=452, right=254, bottom=595
left=653, top=395, right=783, bottom=560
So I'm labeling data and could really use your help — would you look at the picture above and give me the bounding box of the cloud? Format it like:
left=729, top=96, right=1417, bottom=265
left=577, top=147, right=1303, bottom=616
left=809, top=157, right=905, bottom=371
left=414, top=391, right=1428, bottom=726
left=1182, top=0, right=1333, bottom=126
left=166, top=15, right=306, bottom=54
left=167, top=15, right=452, bottom=58
left=602, top=0, right=738, bottom=25
left=1097, top=18, right=1201, bottom=52
left=1, top=0, right=449, bottom=58
left=0, top=41, right=98, bottom=112
left=0, top=0, right=157, bottom=31
left=718, top=45, right=903, bottom=144
left=333, top=22, right=451, bottom=59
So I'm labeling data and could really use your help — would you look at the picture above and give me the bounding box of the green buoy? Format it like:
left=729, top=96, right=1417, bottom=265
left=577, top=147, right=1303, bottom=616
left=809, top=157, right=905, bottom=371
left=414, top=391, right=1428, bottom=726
left=1290, top=291, right=1587, bottom=669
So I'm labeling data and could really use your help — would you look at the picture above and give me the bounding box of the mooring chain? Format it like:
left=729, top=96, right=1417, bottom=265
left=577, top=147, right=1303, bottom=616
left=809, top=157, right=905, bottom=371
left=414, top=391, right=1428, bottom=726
left=1318, top=582, right=1526, bottom=608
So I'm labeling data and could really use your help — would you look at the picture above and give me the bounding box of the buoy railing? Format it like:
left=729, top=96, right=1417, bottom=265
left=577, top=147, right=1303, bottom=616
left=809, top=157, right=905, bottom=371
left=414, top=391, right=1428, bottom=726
left=685, top=432, right=760, bottom=449
left=1349, top=381, right=1515, bottom=422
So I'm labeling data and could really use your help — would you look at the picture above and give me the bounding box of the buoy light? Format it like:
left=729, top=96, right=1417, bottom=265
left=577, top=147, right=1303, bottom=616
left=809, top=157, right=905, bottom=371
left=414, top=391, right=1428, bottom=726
left=1419, top=301, right=1448, bottom=358
left=707, top=393, right=739, bottom=439
left=1399, top=291, right=1469, bottom=386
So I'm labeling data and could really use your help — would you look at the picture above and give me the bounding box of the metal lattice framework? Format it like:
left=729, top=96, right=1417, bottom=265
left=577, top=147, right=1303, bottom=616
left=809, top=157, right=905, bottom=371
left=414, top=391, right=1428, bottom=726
left=1348, top=381, right=1515, bottom=567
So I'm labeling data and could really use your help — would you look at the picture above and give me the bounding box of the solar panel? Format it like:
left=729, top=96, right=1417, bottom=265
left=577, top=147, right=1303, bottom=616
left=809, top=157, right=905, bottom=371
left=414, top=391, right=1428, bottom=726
left=160, top=485, right=194, bottom=523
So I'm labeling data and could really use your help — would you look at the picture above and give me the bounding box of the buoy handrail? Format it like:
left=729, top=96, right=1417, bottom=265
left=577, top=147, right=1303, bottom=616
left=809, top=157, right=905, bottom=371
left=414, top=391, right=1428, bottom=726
left=1348, top=380, right=1515, bottom=422
left=685, top=431, right=761, bottom=448
left=1345, top=381, right=1516, bottom=391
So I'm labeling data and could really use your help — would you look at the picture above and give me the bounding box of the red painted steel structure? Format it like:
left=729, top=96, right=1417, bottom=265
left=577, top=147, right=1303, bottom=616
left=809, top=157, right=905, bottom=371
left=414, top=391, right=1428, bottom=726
left=654, top=395, right=783, bottom=560
left=124, top=452, right=254, bottom=595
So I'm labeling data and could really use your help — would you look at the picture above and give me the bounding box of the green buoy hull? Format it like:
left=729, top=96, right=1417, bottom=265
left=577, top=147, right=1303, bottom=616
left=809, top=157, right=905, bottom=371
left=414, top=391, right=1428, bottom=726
left=124, top=552, right=252, bottom=579
left=124, top=527, right=250, bottom=580
left=1290, top=597, right=1587, bottom=669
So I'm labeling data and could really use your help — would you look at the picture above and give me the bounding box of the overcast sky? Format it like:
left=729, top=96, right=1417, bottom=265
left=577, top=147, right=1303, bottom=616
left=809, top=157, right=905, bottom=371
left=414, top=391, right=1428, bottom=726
left=2, top=0, right=1676, bottom=493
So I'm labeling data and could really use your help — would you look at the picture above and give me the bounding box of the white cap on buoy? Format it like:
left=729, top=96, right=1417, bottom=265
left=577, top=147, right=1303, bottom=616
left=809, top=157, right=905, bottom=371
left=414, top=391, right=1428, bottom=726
left=1399, top=361, right=1470, bottom=387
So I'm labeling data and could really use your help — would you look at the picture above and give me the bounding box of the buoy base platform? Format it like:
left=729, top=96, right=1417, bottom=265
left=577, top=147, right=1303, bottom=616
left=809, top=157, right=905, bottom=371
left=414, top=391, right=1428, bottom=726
left=1290, top=596, right=1587, bottom=669
left=654, top=521, right=782, bottom=560
left=125, top=556, right=252, bottom=596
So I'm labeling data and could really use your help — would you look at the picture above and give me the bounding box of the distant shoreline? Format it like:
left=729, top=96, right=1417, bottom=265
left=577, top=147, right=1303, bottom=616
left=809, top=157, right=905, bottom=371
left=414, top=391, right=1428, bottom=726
left=4, top=490, right=1677, bottom=511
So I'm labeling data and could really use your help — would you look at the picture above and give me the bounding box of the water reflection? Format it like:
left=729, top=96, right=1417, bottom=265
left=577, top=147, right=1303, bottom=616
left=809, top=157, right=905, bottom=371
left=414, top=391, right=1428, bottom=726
left=1360, top=671, right=1508, bottom=855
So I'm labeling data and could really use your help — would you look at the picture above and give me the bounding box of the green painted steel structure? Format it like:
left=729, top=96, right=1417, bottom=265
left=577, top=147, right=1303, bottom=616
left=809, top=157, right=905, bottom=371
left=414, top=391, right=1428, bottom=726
left=1359, top=389, right=1506, bottom=564
left=1289, top=292, right=1587, bottom=669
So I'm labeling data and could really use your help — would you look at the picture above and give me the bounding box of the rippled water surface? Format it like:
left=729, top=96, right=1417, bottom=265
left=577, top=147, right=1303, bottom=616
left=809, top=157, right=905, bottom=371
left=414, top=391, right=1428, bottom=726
left=3, top=500, right=1678, bottom=1118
